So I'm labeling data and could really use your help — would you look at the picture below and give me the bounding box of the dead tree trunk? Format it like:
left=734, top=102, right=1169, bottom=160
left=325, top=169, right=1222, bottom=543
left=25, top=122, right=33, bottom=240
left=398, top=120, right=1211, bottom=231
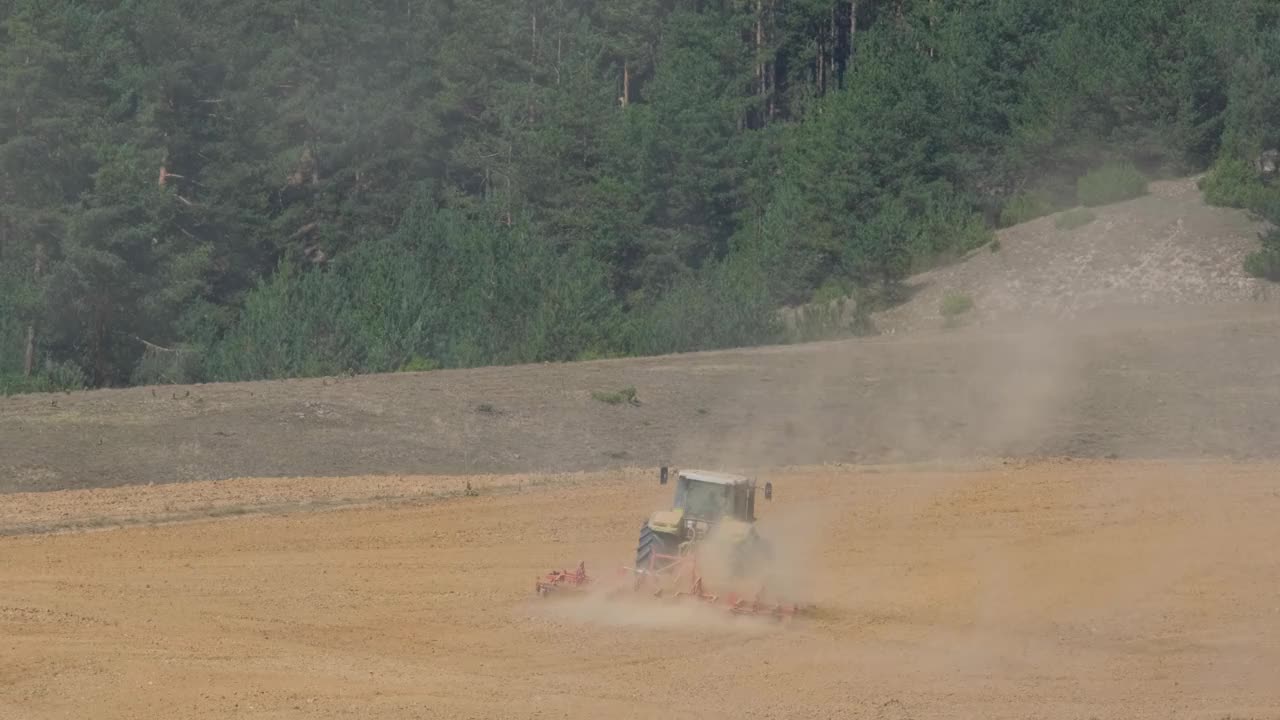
left=22, top=242, right=43, bottom=378
left=817, top=35, right=824, bottom=93
left=754, top=0, right=765, bottom=126
left=849, top=0, right=858, bottom=65
left=623, top=62, right=630, bottom=107
left=830, top=6, right=836, bottom=83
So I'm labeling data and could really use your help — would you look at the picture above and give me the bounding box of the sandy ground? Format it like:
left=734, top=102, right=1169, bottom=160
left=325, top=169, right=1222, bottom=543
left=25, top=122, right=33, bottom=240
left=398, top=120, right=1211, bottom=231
left=2, top=459, right=1278, bottom=720
left=6, top=302, right=1280, bottom=494
left=874, top=177, right=1272, bottom=334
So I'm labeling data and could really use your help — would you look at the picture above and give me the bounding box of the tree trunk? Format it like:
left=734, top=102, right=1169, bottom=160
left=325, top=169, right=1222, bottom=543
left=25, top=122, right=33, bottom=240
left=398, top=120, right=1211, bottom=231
left=755, top=0, right=764, bottom=126
left=849, top=0, right=858, bottom=65
left=22, top=325, right=35, bottom=378
left=92, top=294, right=109, bottom=387
left=529, top=12, right=538, bottom=120
left=623, top=62, right=630, bottom=107
left=817, top=37, right=824, bottom=93
left=830, top=7, right=836, bottom=83
left=756, top=0, right=763, bottom=95
left=22, top=243, right=43, bottom=378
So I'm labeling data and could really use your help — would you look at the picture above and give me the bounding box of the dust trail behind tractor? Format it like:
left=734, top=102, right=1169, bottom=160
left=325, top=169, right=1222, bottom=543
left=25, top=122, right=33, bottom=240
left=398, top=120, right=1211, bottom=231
left=535, top=467, right=810, bottom=622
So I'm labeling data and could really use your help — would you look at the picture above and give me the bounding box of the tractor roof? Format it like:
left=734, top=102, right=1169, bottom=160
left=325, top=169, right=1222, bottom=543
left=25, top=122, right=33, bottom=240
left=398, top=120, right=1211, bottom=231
left=679, top=469, right=751, bottom=486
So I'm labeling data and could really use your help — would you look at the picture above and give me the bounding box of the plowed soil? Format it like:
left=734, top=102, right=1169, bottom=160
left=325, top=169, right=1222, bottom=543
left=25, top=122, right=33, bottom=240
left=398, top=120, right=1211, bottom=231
left=3, top=459, right=1279, bottom=719
left=4, top=179, right=1280, bottom=719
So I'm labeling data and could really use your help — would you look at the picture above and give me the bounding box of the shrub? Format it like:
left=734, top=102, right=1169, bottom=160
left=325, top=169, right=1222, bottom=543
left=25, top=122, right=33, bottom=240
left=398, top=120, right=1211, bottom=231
left=0, top=361, right=89, bottom=396
left=399, top=355, right=440, bottom=373
left=1199, top=157, right=1265, bottom=209
left=131, top=344, right=201, bottom=386
left=999, top=192, right=1055, bottom=228
left=626, top=254, right=781, bottom=356
left=1076, top=162, right=1148, bottom=207
left=1244, top=249, right=1280, bottom=281
left=592, top=387, right=639, bottom=406
left=1055, top=208, right=1097, bottom=231
left=906, top=197, right=994, bottom=272
left=939, top=292, right=974, bottom=319
left=576, top=348, right=625, bottom=362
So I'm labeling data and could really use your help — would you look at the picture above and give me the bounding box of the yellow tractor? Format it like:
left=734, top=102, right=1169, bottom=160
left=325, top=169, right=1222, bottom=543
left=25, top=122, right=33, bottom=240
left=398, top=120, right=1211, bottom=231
left=535, top=466, right=803, bottom=621
left=635, top=467, right=774, bottom=579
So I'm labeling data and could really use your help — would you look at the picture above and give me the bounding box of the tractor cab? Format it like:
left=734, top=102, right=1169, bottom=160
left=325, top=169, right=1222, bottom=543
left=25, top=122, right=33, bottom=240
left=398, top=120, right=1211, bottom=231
left=670, top=469, right=756, bottom=522
left=650, top=467, right=772, bottom=543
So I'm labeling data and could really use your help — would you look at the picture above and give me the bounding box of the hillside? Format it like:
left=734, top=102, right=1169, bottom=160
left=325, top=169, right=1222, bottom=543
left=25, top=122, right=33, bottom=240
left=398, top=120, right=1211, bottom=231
left=4, top=180, right=1280, bottom=493
left=7, top=6, right=1280, bottom=718
left=874, top=177, right=1272, bottom=333
left=5, top=1, right=1278, bottom=392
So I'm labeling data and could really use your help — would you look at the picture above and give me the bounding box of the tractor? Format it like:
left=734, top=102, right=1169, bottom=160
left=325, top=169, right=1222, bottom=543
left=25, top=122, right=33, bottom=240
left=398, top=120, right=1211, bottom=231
left=635, top=467, right=774, bottom=580
left=534, top=466, right=804, bottom=621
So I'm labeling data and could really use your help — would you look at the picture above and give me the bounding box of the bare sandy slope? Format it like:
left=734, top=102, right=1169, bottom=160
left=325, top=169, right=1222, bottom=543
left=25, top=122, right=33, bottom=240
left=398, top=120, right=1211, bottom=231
left=875, top=177, right=1274, bottom=334
left=5, top=302, right=1280, bottom=494
left=2, top=459, right=1278, bottom=719
left=3, top=176, right=1280, bottom=493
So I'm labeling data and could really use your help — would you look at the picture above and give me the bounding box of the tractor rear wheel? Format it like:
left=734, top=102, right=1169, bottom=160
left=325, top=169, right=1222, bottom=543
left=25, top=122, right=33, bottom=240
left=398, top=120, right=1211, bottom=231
left=635, top=524, right=677, bottom=571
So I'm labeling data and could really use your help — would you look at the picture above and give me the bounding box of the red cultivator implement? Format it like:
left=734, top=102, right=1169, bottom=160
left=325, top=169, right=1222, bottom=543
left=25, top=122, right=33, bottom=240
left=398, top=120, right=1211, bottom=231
left=535, top=561, right=592, bottom=596
left=622, top=547, right=805, bottom=622
left=535, top=549, right=806, bottom=623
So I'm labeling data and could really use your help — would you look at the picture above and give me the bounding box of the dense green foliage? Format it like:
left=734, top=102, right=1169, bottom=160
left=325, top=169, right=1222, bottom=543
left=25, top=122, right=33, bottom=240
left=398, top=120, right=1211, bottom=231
left=999, top=192, right=1054, bottom=228
left=195, top=204, right=621, bottom=380
left=3, top=0, right=1280, bottom=390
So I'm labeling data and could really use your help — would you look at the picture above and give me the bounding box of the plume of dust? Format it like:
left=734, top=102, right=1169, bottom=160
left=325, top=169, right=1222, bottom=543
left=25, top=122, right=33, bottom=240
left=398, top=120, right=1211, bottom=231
left=662, top=494, right=838, bottom=609
left=747, top=498, right=835, bottom=606
left=669, top=298, right=1086, bottom=473
left=530, top=571, right=782, bottom=636
left=528, top=502, right=835, bottom=631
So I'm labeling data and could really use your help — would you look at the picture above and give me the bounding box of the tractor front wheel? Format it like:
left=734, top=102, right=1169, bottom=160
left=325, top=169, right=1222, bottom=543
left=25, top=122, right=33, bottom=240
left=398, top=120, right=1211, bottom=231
left=635, top=524, right=677, bottom=572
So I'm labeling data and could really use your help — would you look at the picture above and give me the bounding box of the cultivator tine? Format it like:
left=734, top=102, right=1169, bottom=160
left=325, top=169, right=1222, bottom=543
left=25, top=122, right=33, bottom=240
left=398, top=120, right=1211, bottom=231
left=535, top=561, right=593, bottom=596
left=538, top=553, right=807, bottom=622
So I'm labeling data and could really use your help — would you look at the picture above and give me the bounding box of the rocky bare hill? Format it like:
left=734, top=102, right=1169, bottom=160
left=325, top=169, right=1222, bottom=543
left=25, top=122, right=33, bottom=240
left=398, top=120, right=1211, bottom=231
left=873, top=177, right=1273, bottom=333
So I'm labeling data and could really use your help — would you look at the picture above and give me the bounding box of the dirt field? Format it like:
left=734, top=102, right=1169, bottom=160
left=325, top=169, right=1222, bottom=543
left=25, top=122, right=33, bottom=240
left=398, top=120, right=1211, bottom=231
left=4, top=302, right=1280, bottom=494
left=2, top=459, right=1278, bottom=719
left=3, top=178, right=1280, bottom=718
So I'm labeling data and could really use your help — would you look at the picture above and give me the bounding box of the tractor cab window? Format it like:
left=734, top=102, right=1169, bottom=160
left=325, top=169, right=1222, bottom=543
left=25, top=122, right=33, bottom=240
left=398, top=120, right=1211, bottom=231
left=678, top=480, right=730, bottom=519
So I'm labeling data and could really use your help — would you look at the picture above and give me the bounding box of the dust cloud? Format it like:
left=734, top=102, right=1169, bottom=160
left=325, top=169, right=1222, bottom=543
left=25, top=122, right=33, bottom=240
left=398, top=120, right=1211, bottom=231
left=528, top=588, right=783, bottom=635
left=667, top=310, right=1088, bottom=476
left=657, top=308, right=1090, bottom=620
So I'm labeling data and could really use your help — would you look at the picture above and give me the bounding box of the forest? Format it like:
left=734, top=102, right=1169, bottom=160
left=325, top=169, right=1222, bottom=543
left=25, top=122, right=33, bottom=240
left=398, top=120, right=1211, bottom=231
left=2, top=0, right=1279, bottom=392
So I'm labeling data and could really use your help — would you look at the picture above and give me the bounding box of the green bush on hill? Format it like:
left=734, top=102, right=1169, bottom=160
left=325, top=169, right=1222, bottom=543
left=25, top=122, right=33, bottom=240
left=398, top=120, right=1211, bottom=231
left=940, top=292, right=974, bottom=319
left=1077, top=162, right=1148, bottom=207
left=1244, top=250, right=1280, bottom=280
left=1000, top=192, right=1056, bottom=228
left=1200, top=158, right=1268, bottom=210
